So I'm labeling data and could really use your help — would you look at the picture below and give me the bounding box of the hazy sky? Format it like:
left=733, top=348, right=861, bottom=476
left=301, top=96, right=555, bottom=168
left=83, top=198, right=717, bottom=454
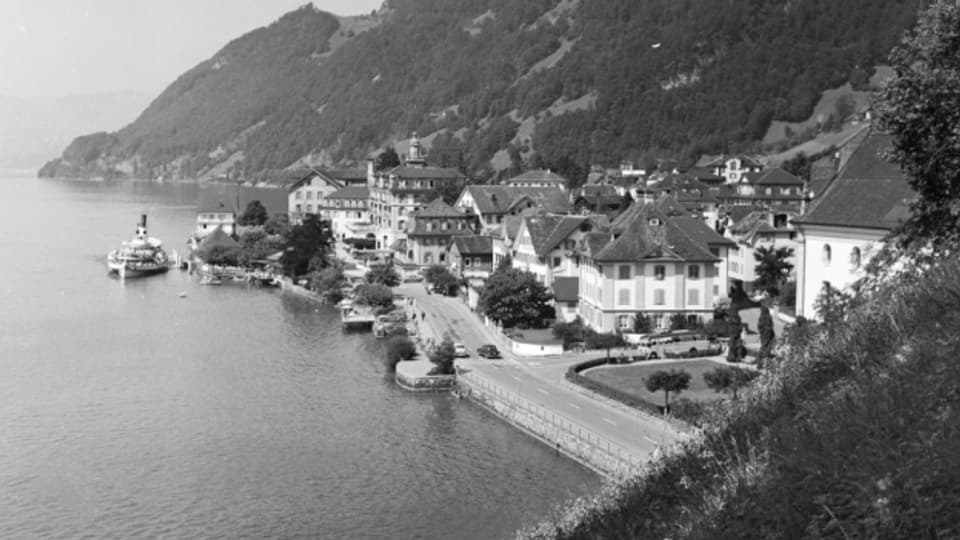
left=0, top=0, right=383, bottom=98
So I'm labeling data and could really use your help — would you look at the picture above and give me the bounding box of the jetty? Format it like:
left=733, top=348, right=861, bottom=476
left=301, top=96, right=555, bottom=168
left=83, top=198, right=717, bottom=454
left=339, top=301, right=376, bottom=330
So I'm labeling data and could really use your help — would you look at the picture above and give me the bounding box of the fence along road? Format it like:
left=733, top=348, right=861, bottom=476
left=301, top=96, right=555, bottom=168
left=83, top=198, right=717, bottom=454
left=397, top=284, right=683, bottom=476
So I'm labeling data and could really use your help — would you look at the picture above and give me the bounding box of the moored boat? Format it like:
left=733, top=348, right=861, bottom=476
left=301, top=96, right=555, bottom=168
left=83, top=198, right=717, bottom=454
left=107, top=214, right=170, bottom=278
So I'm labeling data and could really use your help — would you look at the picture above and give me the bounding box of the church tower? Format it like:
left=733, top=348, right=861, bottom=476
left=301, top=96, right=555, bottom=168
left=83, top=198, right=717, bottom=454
left=405, top=132, right=427, bottom=167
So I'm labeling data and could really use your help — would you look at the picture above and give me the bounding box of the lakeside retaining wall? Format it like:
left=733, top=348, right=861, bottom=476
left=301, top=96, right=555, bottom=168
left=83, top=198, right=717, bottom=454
left=457, top=370, right=647, bottom=478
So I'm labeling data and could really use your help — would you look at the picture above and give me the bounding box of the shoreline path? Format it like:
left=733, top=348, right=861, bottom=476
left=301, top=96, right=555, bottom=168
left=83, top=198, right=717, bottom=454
left=395, top=282, right=684, bottom=465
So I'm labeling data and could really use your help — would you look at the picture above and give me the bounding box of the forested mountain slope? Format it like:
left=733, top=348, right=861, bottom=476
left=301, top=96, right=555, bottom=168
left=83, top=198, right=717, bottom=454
left=39, top=0, right=925, bottom=182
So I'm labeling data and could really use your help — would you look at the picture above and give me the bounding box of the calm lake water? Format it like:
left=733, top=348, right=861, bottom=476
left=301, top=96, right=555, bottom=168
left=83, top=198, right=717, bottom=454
left=0, top=176, right=599, bottom=539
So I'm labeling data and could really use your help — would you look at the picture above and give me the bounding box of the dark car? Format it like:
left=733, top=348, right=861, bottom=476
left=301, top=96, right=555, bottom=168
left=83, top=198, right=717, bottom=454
left=477, top=344, right=501, bottom=359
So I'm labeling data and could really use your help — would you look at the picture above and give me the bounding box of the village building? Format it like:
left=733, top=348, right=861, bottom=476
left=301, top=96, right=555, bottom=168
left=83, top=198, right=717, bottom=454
left=792, top=130, right=914, bottom=319
left=502, top=169, right=570, bottom=190
left=367, top=134, right=467, bottom=253
left=572, top=184, right=626, bottom=216
left=576, top=204, right=735, bottom=333
left=717, top=167, right=807, bottom=208
left=722, top=208, right=800, bottom=289
left=287, top=169, right=346, bottom=223
left=404, top=198, right=474, bottom=266
left=447, top=235, right=494, bottom=309
left=512, top=212, right=606, bottom=288
left=697, top=154, right=764, bottom=184
left=454, top=185, right=570, bottom=234
left=320, top=186, right=371, bottom=242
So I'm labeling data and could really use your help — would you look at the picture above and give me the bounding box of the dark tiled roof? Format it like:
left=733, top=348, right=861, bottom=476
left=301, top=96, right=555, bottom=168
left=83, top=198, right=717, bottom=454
left=450, top=235, right=492, bottom=255
left=671, top=216, right=736, bottom=248
left=522, top=214, right=565, bottom=256
left=413, top=198, right=466, bottom=218
left=198, top=226, right=240, bottom=250
left=326, top=186, right=369, bottom=199
left=502, top=215, right=524, bottom=240
left=539, top=216, right=594, bottom=256
left=385, top=165, right=466, bottom=180
left=324, top=167, right=367, bottom=182
left=504, top=169, right=569, bottom=186
left=466, top=185, right=570, bottom=215
left=198, top=185, right=287, bottom=216
left=552, top=277, right=579, bottom=303
left=795, top=130, right=915, bottom=230
left=723, top=204, right=766, bottom=224
left=749, top=167, right=804, bottom=186
left=593, top=210, right=721, bottom=263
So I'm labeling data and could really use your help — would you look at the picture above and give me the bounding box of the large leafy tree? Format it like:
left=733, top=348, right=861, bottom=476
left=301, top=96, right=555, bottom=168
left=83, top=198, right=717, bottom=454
left=365, top=264, right=400, bottom=287
left=645, top=369, right=692, bottom=413
left=353, top=283, right=395, bottom=315
left=478, top=268, right=554, bottom=329
left=237, top=200, right=268, bottom=226
left=753, top=246, right=794, bottom=296
left=876, top=1, right=960, bottom=252
left=374, top=147, right=400, bottom=171
left=422, top=264, right=460, bottom=296
left=280, top=215, right=331, bottom=277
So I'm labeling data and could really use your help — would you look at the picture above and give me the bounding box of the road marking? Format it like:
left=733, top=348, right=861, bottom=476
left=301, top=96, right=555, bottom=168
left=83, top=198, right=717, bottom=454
left=603, top=418, right=616, bottom=426
left=527, top=361, right=541, bottom=366
left=567, top=402, right=581, bottom=410
left=537, top=388, right=549, bottom=395
left=643, top=436, right=658, bottom=444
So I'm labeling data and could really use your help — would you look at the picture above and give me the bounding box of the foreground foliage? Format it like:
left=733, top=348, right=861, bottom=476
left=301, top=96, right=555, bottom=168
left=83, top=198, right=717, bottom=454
left=518, top=250, right=960, bottom=540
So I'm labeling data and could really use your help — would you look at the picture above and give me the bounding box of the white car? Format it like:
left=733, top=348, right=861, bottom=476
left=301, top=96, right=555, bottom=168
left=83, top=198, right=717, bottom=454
left=453, top=342, right=469, bottom=357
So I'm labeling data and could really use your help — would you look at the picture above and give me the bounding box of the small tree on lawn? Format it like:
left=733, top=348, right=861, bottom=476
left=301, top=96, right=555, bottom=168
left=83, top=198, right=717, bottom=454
left=758, top=306, right=775, bottom=367
left=586, top=330, right=625, bottom=360
left=478, top=267, right=553, bottom=329
left=753, top=246, right=794, bottom=296
left=726, top=308, right=746, bottom=363
left=366, top=263, right=400, bottom=287
left=645, top=369, right=692, bottom=414
left=428, top=338, right=456, bottom=375
left=553, top=316, right=586, bottom=349
left=353, top=283, right=395, bottom=314
left=310, top=263, right=346, bottom=304
left=704, top=366, right=760, bottom=400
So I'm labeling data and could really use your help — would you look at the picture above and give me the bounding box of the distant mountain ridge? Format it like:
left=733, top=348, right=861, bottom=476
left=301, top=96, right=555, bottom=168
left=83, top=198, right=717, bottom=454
left=0, top=91, right=150, bottom=170
left=39, top=0, right=925, bottom=182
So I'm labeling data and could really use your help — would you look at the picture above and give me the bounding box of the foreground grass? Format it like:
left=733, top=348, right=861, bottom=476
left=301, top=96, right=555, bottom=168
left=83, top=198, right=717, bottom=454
left=518, top=256, right=960, bottom=539
left=583, top=360, right=728, bottom=405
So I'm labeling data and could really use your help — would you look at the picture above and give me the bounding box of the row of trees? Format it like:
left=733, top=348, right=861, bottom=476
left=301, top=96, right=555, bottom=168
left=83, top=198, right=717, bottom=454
left=645, top=365, right=760, bottom=413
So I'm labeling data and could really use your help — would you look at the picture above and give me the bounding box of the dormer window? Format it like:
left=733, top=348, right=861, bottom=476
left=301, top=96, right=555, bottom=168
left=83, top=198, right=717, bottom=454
left=648, top=217, right=662, bottom=226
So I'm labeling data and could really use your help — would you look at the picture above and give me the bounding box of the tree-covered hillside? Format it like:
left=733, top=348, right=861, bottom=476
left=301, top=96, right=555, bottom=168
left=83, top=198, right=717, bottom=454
left=39, top=0, right=926, bottom=182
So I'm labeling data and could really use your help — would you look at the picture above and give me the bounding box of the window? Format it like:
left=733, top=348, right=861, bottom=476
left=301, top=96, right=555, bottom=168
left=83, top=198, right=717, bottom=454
left=618, top=265, right=631, bottom=280
left=822, top=244, right=832, bottom=266
left=441, top=221, right=449, bottom=230
left=439, top=253, right=446, bottom=263
left=553, top=257, right=561, bottom=268
left=654, top=265, right=666, bottom=280
left=617, top=315, right=632, bottom=330
left=424, top=252, right=433, bottom=264
left=850, top=246, right=862, bottom=268
left=335, top=201, right=342, bottom=208
left=687, top=314, right=699, bottom=327
left=306, top=191, right=313, bottom=200
left=688, top=265, right=700, bottom=279
left=710, top=247, right=719, bottom=256
left=618, top=289, right=630, bottom=306
left=464, top=258, right=471, bottom=267
left=688, top=289, right=700, bottom=305
left=713, top=284, right=719, bottom=297
left=654, top=289, right=665, bottom=305
left=295, top=204, right=302, bottom=213
left=295, top=192, right=302, bottom=200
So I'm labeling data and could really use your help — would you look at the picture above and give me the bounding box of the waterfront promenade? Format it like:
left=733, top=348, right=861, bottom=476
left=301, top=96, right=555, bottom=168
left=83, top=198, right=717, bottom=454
left=395, top=282, right=685, bottom=475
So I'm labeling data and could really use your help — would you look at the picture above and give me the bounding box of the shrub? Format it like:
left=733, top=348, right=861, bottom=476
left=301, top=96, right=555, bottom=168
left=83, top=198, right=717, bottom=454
left=428, top=338, right=456, bottom=375
left=384, top=336, right=416, bottom=371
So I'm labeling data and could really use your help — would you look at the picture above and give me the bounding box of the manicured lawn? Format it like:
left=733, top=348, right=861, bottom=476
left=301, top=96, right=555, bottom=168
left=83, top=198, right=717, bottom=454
left=582, top=359, right=728, bottom=406
left=505, top=327, right=561, bottom=345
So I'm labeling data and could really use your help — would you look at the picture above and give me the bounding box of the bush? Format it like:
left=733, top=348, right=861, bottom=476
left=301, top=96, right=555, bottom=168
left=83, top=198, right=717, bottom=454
left=384, top=336, right=416, bottom=371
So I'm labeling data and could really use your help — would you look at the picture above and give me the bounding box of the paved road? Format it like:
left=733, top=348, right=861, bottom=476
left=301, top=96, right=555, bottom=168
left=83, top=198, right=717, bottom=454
left=395, top=284, right=683, bottom=459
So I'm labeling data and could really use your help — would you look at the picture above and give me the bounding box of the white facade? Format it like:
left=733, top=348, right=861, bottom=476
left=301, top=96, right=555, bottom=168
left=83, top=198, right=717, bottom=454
left=288, top=176, right=342, bottom=222
left=795, top=225, right=881, bottom=319
left=196, top=211, right=235, bottom=238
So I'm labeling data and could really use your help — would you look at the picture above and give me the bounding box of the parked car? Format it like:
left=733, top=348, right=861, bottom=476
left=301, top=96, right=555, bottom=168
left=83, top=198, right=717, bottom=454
left=476, top=344, right=501, bottom=359
left=453, top=342, right=469, bottom=357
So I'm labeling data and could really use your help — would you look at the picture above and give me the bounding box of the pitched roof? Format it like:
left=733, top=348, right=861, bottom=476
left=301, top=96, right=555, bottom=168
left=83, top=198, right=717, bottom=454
left=795, top=130, right=915, bottom=230
left=504, top=169, right=569, bottom=186
left=324, top=167, right=367, bottom=182
left=450, top=235, right=492, bottom=255
left=385, top=165, right=465, bottom=180
left=521, top=213, right=566, bottom=256
left=501, top=215, right=524, bottom=241
left=593, top=208, right=727, bottom=263
left=287, top=168, right=345, bottom=192
left=413, top=198, right=467, bottom=218
left=326, top=186, right=369, bottom=199
left=466, top=185, right=571, bottom=215
left=745, top=167, right=804, bottom=186
left=552, top=277, right=579, bottom=303
left=197, top=185, right=287, bottom=216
